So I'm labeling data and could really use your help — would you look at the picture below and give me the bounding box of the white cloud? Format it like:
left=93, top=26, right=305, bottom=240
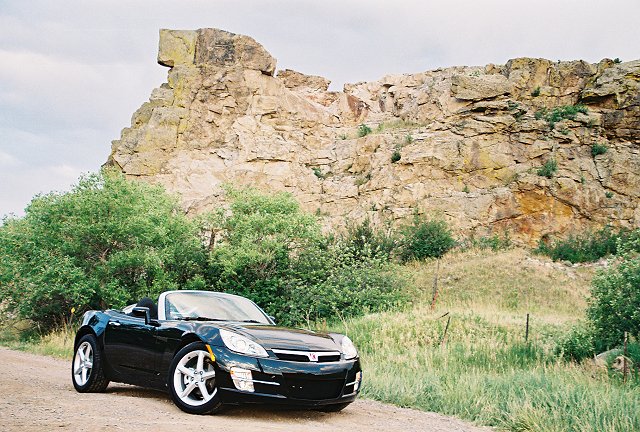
left=0, top=150, right=19, bottom=167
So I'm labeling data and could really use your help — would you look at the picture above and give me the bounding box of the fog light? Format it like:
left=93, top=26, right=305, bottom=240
left=230, top=367, right=254, bottom=392
left=354, top=371, right=363, bottom=392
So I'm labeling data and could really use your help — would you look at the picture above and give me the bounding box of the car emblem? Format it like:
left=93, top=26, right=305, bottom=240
left=308, top=353, right=318, bottom=362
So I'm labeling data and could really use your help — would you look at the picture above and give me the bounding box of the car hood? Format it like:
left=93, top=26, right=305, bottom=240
left=224, top=324, right=340, bottom=351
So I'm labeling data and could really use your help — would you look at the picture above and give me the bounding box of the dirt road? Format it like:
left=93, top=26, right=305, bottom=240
left=0, top=347, right=490, bottom=431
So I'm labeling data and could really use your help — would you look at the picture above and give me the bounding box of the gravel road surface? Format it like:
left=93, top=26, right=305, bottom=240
left=0, top=347, right=491, bottom=432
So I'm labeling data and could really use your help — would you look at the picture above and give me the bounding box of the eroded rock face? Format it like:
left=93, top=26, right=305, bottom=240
left=108, top=28, right=640, bottom=243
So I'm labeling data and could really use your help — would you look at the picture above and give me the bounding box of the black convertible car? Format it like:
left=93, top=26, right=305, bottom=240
left=72, top=290, right=362, bottom=414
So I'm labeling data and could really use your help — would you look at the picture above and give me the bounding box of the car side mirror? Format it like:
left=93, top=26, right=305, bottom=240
left=268, top=315, right=277, bottom=324
left=132, top=307, right=160, bottom=327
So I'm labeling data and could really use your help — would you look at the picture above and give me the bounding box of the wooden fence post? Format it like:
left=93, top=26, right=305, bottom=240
left=431, top=258, right=440, bottom=310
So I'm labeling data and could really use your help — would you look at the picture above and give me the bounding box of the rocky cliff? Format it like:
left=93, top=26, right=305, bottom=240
left=107, top=28, right=640, bottom=243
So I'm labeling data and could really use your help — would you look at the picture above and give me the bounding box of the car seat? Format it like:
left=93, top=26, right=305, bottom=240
left=136, top=297, right=158, bottom=320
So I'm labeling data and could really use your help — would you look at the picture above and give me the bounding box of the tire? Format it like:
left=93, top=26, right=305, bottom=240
left=168, top=342, right=222, bottom=414
left=317, top=402, right=352, bottom=412
left=71, top=334, right=109, bottom=392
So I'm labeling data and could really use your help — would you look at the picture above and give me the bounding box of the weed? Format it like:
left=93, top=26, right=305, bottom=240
left=405, top=134, right=414, bottom=144
left=591, top=143, right=608, bottom=157
left=613, top=58, right=622, bottom=64
left=391, top=151, right=401, bottom=163
left=312, top=167, right=326, bottom=179
left=537, top=160, right=558, bottom=178
left=340, top=134, right=348, bottom=140
left=355, top=173, right=372, bottom=186
left=358, top=124, right=372, bottom=137
left=605, top=191, right=614, bottom=199
left=463, top=185, right=470, bottom=193
left=531, top=87, right=541, bottom=97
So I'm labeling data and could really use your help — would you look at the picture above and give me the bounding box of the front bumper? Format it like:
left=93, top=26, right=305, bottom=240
left=210, top=346, right=362, bottom=407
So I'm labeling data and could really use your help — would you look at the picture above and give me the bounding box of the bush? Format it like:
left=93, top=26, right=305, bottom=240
left=537, top=105, right=588, bottom=129
left=0, top=170, right=206, bottom=331
left=357, top=124, right=372, bottom=137
left=206, top=187, right=408, bottom=326
left=462, top=233, right=512, bottom=251
left=391, top=150, right=402, bottom=163
left=537, top=159, right=558, bottom=178
left=531, top=87, right=541, bottom=97
left=536, top=227, right=634, bottom=263
left=342, top=218, right=397, bottom=261
left=550, top=104, right=588, bottom=123
left=399, top=214, right=455, bottom=262
left=284, top=247, right=409, bottom=325
left=591, top=143, right=608, bottom=157
left=555, top=322, right=596, bottom=361
left=587, top=235, right=640, bottom=349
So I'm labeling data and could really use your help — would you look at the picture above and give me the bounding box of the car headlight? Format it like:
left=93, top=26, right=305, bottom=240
left=219, top=328, right=268, bottom=357
left=341, top=336, right=358, bottom=360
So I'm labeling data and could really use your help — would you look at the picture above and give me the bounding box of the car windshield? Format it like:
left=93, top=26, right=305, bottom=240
left=164, top=291, right=271, bottom=324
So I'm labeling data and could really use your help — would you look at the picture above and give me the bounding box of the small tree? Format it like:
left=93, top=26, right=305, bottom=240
left=587, top=234, right=640, bottom=349
left=0, top=169, right=206, bottom=330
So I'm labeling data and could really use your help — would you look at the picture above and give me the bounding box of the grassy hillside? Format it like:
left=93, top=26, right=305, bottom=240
left=325, top=248, right=640, bottom=431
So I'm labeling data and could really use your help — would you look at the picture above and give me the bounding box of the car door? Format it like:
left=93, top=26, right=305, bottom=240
left=103, top=311, right=159, bottom=381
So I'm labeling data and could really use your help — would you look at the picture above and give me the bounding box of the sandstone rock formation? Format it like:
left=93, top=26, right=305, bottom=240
left=107, top=28, right=640, bottom=243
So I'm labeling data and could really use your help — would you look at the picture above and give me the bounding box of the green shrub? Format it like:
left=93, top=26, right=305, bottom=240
left=358, top=124, right=372, bottom=137
left=587, top=235, right=640, bottom=349
left=342, top=218, right=397, bottom=261
left=555, top=322, right=596, bottom=361
left=537, top=159, right=558, bottom=178
left=206, top=187, right=408, bottom=326
left=0, top=170, right=206, bottom=331
left=613, top=58, right=622, bottom=64
left=538, top=105, right=588, bottom=129
left=462, top=233, right=512, bottom=251
left=536, top=227, right=634, bottom=263
left=591, top=143, right=608, bottom=157
left=531, top=87, right=541, bottom=97
left=312, top=167, right=326, bottom=179
left=285, top=249, right=409, bottom=325
left=399, top=214, right=455, bottom=262
left=391, top=150, right=401, bottom=163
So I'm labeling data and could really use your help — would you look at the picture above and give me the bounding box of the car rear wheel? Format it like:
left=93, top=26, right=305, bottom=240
left=168, top=342, right=222, bottom=414
left=72, top=334, right=109, bottom=392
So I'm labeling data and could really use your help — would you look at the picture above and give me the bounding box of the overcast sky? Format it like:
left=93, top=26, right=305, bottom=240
left=1, top=0, right=639, bottom=217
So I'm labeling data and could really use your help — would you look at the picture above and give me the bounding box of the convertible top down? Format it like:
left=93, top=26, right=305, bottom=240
left=72, top=290, right=362, bottom=414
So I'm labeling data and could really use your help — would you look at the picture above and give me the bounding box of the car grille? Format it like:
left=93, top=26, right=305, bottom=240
left=272, top=349, right=341, bottom=363
left=284, top=376, right=344, bottom=400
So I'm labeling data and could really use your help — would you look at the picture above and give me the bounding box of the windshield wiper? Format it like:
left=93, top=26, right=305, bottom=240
left=237, top=319, right=263, bottom=323
left=176, top=316, right=226, bottom=322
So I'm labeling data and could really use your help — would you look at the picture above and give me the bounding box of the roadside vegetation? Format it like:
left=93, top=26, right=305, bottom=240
left=1, top=169, right=639, bottom=431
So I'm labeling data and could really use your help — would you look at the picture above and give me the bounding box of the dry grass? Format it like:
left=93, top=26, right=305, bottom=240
left=405, top=248, right=593, bottom=321
left=326, top=248, right=640, bottom=432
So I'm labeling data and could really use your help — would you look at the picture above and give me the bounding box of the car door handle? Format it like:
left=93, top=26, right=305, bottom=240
left=109, top=321, right=121, bottom=327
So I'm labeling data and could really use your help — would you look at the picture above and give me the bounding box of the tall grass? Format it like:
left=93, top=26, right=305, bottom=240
left=324, top=249, right=639, bottom=432
left=0, top=321, right=75, bottom=358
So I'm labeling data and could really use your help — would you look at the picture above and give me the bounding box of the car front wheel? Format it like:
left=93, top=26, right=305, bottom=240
left=72, top=334, right=109, bottom=392
left=168, top=342, right=222, bottom=414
